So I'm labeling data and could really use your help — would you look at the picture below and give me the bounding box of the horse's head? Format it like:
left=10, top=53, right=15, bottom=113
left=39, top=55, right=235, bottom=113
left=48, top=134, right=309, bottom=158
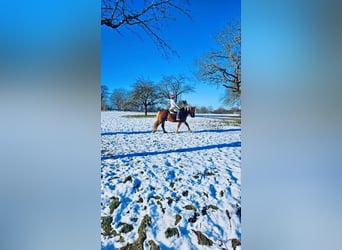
left=185, top=106, right=196, bottom=118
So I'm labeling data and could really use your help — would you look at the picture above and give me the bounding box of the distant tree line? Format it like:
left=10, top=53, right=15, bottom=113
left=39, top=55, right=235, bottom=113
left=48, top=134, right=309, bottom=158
left=101, top=75, right=195, bottom=116
left=196, top=106, right=241, bottom=114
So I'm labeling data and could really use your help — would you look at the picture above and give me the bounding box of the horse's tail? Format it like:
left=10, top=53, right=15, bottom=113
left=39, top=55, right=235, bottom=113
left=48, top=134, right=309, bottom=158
left=153, top=110, right=168, bottom=132
left=155, top=110, right=165, bottom=118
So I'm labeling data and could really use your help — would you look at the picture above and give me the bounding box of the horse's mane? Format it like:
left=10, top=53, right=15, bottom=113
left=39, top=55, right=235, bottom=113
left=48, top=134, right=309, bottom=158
left=184, top=106, right=195, bottom=111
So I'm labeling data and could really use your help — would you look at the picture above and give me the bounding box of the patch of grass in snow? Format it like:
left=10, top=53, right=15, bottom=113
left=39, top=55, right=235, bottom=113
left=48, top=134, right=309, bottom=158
left=182, top=190, right=189, bottom=197
left=191, top=230, right=213, bottom=246
left=169, top=182, right=175, bottom=188
left=208, top=205, right=219, bottom=210
left=166, top=197, right=174, bottom=205
left=225, top=210, right=231, bottom=219
left=220, top=190, right=224, bottom=197
left=222, top=119, right=241, bottom=126
left=120, top=223, right=134, bottom=234
left=108, top=176, right=119, bottom=182
left=137, top=197, right=143, bottom=203
left=118, top=235, right=125, bottom=243
left=156, top=200, right=165, bottom=214
left=184, top=204, right=197, bottom=212
left=148, top=240, right=160, bottom=250
left=123, top=176, right=132, bottom=183
left=123, top=114, right=155, bottom=118
left=165, top=227, right=179, bottom=238
left=121, top=215, right=151, bottom=249
left=232, top=238, right=241, bottom=249
left=204, top=171, right=215, bottom=176
left=101, top=216, right=117, bottom=237
left=109, top=197, right=121, bottom=214
left=175, top=214, right=182, bottom=225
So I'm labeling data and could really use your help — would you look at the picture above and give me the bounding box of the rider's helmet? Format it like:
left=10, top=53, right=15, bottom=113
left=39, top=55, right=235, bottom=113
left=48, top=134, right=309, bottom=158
left=170, top=94, right=175, bottom=99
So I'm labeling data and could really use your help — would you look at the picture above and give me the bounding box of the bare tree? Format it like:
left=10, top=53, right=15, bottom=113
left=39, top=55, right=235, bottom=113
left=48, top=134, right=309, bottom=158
left=130, top=78, right=160, bottom=116
left=157, top=75, right=195, bottom=104
left=101, top=0, right=190, bottom=58
left=197, top=21, right=241, bottom=106
left=101, top=85, right=109, bottom=110
left=110, top=88, right=130, bottom=110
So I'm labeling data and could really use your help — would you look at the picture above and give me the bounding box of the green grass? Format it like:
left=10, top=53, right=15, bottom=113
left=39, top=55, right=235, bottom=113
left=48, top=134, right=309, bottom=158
left=182, top=190, right=189, bottom=197
left=191, top=230, right=213, bottom=246
left=109, top=197, right=121, bottom=214
left=175, top=214, right=182, bottom=225
left=123, top=114, right=156, bottom=118
left=232, top=238, right=241, bottom=249
left=148, top=240, right=160, bottom=250
left=167, top=197, right=174, bottom=205
left=184, top=204, right=197, bottom=212
left=120, top=223, right=134, bottom=234
left=120, top=215, right=151, bottom=250
left=165, top=227, right=179, bottom=238
left=101, top=216, right=117, bottom=237
left=156, top=200, right=165, bottom=214
left=222, top=118, right=241, bottom=126
left=208, top=205, right=219, bottom=210
left=123, top=176, right=132, bottom=183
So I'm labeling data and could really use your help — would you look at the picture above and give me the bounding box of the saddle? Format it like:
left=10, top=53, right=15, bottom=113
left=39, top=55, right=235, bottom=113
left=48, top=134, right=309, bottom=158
left=169, top=107, right=184, bottom=114
left=169, top=107, right=184, bottom=121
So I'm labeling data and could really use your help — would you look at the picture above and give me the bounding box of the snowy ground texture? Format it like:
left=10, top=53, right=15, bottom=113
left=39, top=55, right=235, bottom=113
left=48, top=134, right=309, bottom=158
left=101, top=111, right=241, bottom=250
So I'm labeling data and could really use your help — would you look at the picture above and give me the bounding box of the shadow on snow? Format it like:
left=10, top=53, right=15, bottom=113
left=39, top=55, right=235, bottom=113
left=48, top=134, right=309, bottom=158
left=193, top=128, right=241, bottom=133
left=101, top=141, right=241, bottom=161
left=101, top=131, right=152, bottom=136
left=101, top=128, right=240, bottom=136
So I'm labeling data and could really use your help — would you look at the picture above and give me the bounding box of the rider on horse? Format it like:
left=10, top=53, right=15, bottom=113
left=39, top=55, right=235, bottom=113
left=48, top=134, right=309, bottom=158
left=169, top=93, right=181, bottom=121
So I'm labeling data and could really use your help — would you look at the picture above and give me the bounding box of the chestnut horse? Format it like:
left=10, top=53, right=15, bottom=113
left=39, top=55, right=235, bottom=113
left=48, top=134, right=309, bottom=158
left=152, top=106, right=196, bottom=133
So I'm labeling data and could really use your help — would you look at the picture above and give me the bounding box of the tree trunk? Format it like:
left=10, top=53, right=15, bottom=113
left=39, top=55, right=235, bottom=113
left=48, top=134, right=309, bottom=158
left=144, top=105, right=148, bottom=116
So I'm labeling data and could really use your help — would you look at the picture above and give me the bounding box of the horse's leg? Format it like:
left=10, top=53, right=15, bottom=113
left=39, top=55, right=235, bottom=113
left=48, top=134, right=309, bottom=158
left=184, top=121, right=192, bottom=133
left=161, top=121, right=167, bottom=133
left=176, top=122, right=182, bottom=134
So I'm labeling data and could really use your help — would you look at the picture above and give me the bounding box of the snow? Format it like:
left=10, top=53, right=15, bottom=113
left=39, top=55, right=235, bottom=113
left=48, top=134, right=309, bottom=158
left=101, top=111, right=241, bottom=250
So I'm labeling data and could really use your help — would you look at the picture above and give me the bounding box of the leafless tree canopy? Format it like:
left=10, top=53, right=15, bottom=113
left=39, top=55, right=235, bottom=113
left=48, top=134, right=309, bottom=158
left=110, top=88, right=130, bottom=110
left=130, top=78, right=160, bottom=115
left=101, top=0, right=190, bottom=58
left=197, top=22, right=241, bottom=105
left=157, top=75, right=195, bottom=103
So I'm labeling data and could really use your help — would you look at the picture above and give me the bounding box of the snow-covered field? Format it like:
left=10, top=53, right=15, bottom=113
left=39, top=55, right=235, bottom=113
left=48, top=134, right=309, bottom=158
left=101, top=111, right=241, bottom=250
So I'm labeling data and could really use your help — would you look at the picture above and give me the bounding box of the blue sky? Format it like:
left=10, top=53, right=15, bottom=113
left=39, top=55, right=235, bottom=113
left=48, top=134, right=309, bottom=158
left=101, top=0, right=240, bottom=109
